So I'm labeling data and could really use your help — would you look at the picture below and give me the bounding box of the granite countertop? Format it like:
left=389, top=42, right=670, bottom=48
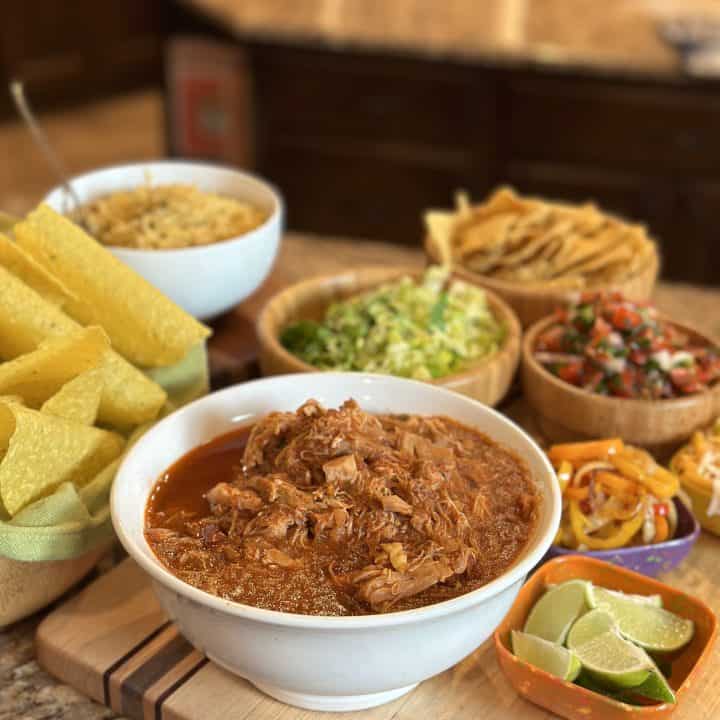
left=2, top=233, right=720, bottom=719
left=182, top=0, right=720, bottom=80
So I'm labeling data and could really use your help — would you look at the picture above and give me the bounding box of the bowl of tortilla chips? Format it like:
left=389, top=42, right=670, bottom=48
left=424, top=187, right=659, bottom=327
left=44, top=161, right=284, bottom=320
left=0, top=204, right=210, bottom=625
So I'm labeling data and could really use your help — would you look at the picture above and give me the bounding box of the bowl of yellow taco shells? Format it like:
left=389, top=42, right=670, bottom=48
left=0, top=204, right=211, bottom=626
left=671, top=420, right=720, bottom=536
left=424, top=187, right=659, bottom=327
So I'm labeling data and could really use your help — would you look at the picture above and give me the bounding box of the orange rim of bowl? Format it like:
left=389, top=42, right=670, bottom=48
left=493, top=555, right=718, bottom=714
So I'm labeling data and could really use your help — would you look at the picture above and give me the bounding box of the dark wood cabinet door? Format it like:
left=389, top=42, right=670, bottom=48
left=260, top=141, right=484, bottom=244
left=678, top=183, right=720, bottom=286
left=253, top=46, right=496, bottom=153
left=508, top=74, right=720, bottom=176
left=0, top=0, right=162, bottom=114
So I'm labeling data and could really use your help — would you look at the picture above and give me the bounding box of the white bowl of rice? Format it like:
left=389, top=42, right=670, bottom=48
left=44, top=161, right=284, bottom=320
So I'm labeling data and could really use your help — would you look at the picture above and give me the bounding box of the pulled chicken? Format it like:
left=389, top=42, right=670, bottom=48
left=146, top=399, right=540, bottom=615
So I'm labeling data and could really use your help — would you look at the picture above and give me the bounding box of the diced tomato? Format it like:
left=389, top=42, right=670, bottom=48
left=557, top=362, right=583, bottom=385
left=536, top=291, right=719, bottom=399
left=670, top=367, right=692, bottom=386
left=629, top=348, right=648, bottom=365
left=610, top=306, right=643, bottom=331
left=610, top=368, right=636, bottom=398
left=697, top=368, right=711, bottom=384
left=583, top=370, right=605, bottom=392
left=654, top=503, right=669, bottom=517
left=670, top=367, right=701, bottom=394
left=590, top=317, right=612, bottom=346
left=536, top=325, right=566, bottom=352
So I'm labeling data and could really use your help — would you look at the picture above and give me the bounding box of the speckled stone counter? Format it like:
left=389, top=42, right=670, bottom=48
left=182, top=0, right=720, bottom=80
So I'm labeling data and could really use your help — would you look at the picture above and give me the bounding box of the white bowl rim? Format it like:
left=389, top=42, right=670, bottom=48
left=43, top=159, right=284, bottom=257
left=111, top=372, right=561, bottom=630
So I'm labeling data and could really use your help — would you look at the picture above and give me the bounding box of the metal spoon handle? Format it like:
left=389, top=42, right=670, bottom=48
left=10, top=80, right=82, bottom=209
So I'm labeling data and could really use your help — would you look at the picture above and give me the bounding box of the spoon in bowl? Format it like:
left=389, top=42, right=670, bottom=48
left=9, top=79, right=83, bottom=215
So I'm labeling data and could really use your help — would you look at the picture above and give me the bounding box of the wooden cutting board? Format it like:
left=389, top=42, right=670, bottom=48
left=35, top=557, right=538, bottom=720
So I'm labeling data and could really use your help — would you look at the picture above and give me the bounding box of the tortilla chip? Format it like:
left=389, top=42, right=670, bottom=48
left=0, top=400, right=125, bottom=516
left=478, top=186, right=532, bottom=217
left=0, top=265, right=78, bottom=360
left=0, top=266, right=166, bottom=427
left=41, top=367, right=104, bottom=425
left=0, top=211, right=17, bottom=232
left=430, top=188, right=658, bottom=285
left=457, top=213, right=517, bottom=258
left=0, top=326, right=107, bottom=408
left=423, top=211, right=456, bottom=265
left=14, top=205, right=211, bottom=367
left=565, top=242, right=633, bottom=277
left=0, top=232, right=76, bottom=307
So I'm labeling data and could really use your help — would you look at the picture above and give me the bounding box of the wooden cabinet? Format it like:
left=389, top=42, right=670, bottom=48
left=250, top=46, right=498, bottom=243
left=162, top=28, right=720, bottom=285
left=508, top=75, right=720, bottom=175
left=0, top=0, right=162, bottom=116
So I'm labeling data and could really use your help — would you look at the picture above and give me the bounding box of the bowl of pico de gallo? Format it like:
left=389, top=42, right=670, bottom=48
left=521, top=292, right=720, bottom=450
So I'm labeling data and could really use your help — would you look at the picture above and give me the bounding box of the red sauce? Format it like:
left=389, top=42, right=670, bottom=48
left=145, top=401, right=540, bottom=616
left=147, top=427, right=251, bottom=524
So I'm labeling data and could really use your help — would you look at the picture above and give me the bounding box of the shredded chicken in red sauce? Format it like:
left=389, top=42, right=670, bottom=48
left=145, top=399, right=540, bottom=615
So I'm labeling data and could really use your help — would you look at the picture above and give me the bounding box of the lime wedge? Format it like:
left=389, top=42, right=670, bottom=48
left=576, top=668, right=676, bottom=705
left=572, top=630, right=653, bottom=689
left=511, top=630, right=582, bottom=681
left=566, top=608, right=617, bottom=651
left=524, top=580, right=590, bottom=643
left=627, top=668, right=676, bottom=704
left=588, top=586, right=663, bottom=610
left=589, top=589, right=694, bottom=653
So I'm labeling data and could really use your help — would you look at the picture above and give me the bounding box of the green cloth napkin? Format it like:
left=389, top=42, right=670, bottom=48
left=0, top=342, right=209, bottom=562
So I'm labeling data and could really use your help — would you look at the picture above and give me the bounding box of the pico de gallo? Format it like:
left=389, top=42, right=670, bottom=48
left=535, top=292, right=720, bottom=399
left=548, top=438, right=679, bottom=550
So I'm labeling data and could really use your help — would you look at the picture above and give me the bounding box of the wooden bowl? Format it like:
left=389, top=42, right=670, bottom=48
left=257, top=266, right=521, bottom=407
left=425, top=234, right=659, bottom=328
left=521, top=314, right=720, bottom=452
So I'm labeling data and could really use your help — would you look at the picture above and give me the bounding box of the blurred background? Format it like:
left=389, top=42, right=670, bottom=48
left=2, top=0, right=720, bottom=284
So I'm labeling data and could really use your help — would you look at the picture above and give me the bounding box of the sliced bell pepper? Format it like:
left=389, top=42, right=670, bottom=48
left=609, top=454, right=678, bottom=499
left=569, top=499, right=644, bottom=550
left=548, top=438, right=624, bottom=466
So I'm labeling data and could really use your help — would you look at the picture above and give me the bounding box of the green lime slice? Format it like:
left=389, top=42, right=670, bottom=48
left=511, top=630, right=582, bottom=681
left=572, top=630, right=653, bottom=689
left=566, top=608, right=617, bottom=651
left=576, top=668, right=676, bottom=705
left=588, top=586, right=663, bottom=610
left=589, top=588, right=694, bottom=653
left=627, top=668, right=676, bottom=704
left=524, top=580, right=590, bottom=643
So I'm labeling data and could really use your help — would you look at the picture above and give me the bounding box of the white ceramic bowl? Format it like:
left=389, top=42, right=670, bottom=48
left=111, top=373, right=560, bottom=711
left=44, top=161, right=284, bottom=320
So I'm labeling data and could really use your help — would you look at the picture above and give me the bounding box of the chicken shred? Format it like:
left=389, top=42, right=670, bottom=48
left=146, top=399, right=540, bottom=615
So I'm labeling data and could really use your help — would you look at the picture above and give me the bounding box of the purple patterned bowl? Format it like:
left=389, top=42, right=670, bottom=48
left=544, top=498, right=700, bottom=577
